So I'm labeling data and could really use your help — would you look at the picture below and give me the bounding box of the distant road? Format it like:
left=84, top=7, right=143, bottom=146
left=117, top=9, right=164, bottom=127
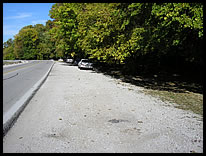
left=3, top=60, right=54, bottom=115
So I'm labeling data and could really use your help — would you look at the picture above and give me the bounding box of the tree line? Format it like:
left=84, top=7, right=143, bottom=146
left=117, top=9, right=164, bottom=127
left=3, top=3, right=203, bottom=75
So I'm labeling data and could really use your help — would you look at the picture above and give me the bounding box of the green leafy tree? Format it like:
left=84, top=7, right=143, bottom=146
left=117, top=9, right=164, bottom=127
left=8, top=2, right=202, bottom=74
left=77, top=3, right=129, bottom=64
left=14, top=26, right=39, bottom=59
left=49, top=3, right=80, bottom=59
left=147, top=3, right=203, bottom=70
left=3, top=38, right=15, bottom=60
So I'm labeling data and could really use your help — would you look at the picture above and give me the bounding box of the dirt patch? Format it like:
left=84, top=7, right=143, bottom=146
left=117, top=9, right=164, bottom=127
left=108, top=119, right=129, bottom=123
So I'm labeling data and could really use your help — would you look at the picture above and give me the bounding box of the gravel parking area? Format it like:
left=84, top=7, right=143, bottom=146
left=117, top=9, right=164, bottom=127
left=3, top=61, right=203, bottom=153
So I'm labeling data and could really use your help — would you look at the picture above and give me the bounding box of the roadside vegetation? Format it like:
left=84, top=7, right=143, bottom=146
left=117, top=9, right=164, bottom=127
left=144, top=89, right=203, bottom=117
left=3, top=3, right=203, bottom=115
left=3, top=60, right=22, bottom=66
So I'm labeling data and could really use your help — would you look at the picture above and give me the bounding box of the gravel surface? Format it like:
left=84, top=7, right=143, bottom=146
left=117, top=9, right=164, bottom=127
left=3, top=61, right=203, bottom=153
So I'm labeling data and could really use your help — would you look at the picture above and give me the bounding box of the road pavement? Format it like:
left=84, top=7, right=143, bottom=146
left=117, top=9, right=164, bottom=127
left=3, top=61, right=203, bottom=153
left=3, top=60, right=54, bottom=136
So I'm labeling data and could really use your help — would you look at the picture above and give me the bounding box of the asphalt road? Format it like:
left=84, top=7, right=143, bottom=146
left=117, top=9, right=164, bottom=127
left=3, top=61, right=203, bottom=153
left=3, top=60, right=54, bottom=117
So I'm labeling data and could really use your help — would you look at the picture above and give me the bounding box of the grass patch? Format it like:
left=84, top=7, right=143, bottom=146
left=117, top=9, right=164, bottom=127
left=144, top=89, right=203, bottom=117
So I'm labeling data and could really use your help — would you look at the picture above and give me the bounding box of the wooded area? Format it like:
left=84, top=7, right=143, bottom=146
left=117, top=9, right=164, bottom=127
left=3, top=3, right=203, bottom=85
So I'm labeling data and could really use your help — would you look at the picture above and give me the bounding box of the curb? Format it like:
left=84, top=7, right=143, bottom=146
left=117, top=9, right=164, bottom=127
left=3, top=61, right=55, bottom=137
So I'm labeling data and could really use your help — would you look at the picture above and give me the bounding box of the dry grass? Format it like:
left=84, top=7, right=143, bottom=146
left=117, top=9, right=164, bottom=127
left=144, top=89, right=203, bottom=117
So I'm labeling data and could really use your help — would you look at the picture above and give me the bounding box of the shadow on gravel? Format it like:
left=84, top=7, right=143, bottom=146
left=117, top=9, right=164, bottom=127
left=91, top=66, right=203, bottom=94
left=59, top=62, right=77, bottom=66
left=59, top=61, right=203, bottom=94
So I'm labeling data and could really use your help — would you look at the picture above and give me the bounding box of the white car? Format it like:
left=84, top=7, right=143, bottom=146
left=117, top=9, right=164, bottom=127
left=78, top=59, right=93, bottom=70
left=66, top=59, right=73, bottom=63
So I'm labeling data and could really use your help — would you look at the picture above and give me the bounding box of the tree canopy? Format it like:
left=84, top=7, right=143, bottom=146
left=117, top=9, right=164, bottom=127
left=3, top=3, right=203, bottom=75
